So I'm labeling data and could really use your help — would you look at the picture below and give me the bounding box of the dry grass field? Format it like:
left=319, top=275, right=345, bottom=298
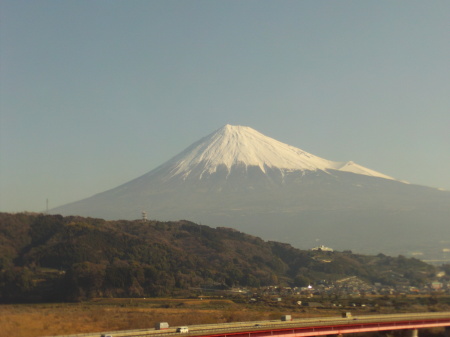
left=0, top=298, right=448, bottom=337
left=0, top=298, right=307, bottom=337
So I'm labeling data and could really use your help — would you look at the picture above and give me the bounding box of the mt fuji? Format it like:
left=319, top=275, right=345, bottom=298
left=52, top=125, right=450, bottom=259
left=151, top=124, right=395, bottom=180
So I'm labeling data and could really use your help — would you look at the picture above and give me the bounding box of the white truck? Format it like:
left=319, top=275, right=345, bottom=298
left=281, top=315, right=292, bottom=321
left=155, top=322, right=170, bottom=330
left=176, top=327, right=189, bottom=333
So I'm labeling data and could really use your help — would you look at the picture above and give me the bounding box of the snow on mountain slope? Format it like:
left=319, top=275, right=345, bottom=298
left=333, top=161, right=395, bottom=180
left=49, top=124, right=449, bottom=260
left=160, top=124, right=395, bottom=181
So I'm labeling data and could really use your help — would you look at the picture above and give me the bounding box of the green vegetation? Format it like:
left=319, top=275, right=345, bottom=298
left=0, top=213, right=445, bottom=302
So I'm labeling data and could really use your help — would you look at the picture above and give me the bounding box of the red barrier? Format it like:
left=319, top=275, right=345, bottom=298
left=203, top=318, right=450, bottom=337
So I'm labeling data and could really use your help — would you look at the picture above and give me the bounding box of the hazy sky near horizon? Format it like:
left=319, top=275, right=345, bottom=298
left=1, top=0, right=449, bottom=213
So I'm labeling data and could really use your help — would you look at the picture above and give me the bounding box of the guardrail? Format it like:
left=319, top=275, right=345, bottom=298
left=43, top=312, right=450, bottom=337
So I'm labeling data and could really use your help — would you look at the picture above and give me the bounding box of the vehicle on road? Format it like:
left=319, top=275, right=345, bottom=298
left=176, top=326, right=189, bottom=333
left=155, top=322, right=169, bottom=330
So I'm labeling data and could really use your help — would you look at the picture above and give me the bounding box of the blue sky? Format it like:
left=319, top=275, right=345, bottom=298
left=1, top=0, right=449, bottom=213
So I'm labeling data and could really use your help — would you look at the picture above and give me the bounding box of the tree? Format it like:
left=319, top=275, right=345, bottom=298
left=294, top=274, right=310, bottom=287
left=65, top=262, right=105, bottom=300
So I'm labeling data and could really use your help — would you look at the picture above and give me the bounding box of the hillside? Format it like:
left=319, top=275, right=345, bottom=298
left=0, top=212, right=441, bottom=302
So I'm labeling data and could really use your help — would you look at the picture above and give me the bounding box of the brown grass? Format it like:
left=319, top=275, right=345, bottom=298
left=0, top=299, right=287, bottom=337
left=1, top=298, right=447, bottom=337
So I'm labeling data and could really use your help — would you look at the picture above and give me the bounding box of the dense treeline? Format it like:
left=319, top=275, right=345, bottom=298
left=0, top=212, right=439, bottom=302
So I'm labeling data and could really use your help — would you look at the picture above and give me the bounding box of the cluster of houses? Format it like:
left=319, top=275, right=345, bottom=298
left=229, top=274, right=450, bottom=303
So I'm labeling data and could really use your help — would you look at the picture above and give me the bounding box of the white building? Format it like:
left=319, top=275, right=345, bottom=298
left=311, top=245, right=334, bottom=252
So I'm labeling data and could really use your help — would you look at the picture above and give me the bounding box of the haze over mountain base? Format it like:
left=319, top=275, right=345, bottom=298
left=51, top=125, right=450, bottom=261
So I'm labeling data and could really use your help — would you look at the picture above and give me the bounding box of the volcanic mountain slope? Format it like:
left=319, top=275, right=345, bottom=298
left=51, top=125, right=450, bottom=259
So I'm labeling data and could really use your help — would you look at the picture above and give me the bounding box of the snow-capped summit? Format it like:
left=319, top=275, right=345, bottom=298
left=159, top=124, right=394, bottom=181
left=51, top=124, right=450, bottom=260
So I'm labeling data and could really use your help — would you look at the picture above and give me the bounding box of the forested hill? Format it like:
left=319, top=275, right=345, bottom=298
left=0, top=213, right=438, bottom=302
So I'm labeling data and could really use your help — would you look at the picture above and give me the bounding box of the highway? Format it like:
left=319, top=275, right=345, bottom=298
left=48, top=312, right=450, bottom=337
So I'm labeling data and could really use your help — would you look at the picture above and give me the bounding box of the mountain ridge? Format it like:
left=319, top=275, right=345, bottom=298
left=0, top=212, right=441, bottom=302
left=50, top=125, right=450, bottom=260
